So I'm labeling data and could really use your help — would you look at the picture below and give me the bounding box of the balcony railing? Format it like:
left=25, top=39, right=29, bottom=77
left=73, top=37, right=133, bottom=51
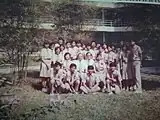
left=37, top=16, right=131, bottom=27
left=79, top=0, right=160, bottom=5
left=83, top=19, right=131, bottom=27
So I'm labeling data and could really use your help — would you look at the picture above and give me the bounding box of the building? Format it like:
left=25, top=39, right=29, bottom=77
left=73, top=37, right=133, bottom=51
left=39, top=0, right=160, bottom=44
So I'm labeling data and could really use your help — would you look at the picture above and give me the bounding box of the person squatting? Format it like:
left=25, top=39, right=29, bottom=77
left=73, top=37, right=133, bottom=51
left=40, top=38, right=142, bottom=95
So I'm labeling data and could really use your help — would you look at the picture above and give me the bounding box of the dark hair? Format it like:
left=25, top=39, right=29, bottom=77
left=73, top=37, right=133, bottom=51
left=86, top=52, right=92, bottom=56
left=58, top=37, right=64, bottom=41
left=55, top=47, right=61, bottom=52
left=109, top=62, right=116, bottom=67
left=43, top=41, right=49, bottom=47
left=66, top=42, right=71, bottom=44
left=96, top=52, right=102, bottom=58
left=91, top=41, right=96, bottom=43
left=49, top=42, right=55, bottom=48
left=70, top=63, right=77, bottom=69
left=64, top=52, right=71, bottom=59
left=88, top=65, right=94, bottom=70
left=54, top=61, right=62, bottom=67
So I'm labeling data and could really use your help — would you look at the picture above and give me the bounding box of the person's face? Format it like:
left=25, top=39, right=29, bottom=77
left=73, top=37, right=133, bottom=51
left=82, top=44, right=86, bottom=49
left=70, top=66, right=76, bottom=73
left=59, top=40, right=63, bottom=45
left=60, top=46, right=65, bottom=51
left=87, top=53, right=92, bottom=60
left=88, top=69, right=94, bottom=74
left=99, top=47, right=104, bottom=52
left=50, top=44, right=54, bottom=49
left=108, top=47, right=112, bottom=52
left=55, top=65, right=60, bottom=70
left=65, top=54, right=70, bottom=60
left=87, top=45, right=91, bottom=50
left=131, top=41, right=135, bottom=46
left=103, top=44, right=107, bottom=49
left=91, top=42, right=96, bottom=48
left=77, top=43, right=81, bottom=47
left=78, top=53, right=83, bottom=60
left=44, top=43, right=49, bottom=48
left=72, top=41, right=76, bottom=47
left=97, top=44, right=100, bottom=48
left=56, top=48, right=60, bottom=54
left=105, top=48, right=108, bottom=53
left=110, top=66, right=116, bottom=72
left=66, top=43, right=71, bottom=48
left=97, top=55, right=102, bottom=61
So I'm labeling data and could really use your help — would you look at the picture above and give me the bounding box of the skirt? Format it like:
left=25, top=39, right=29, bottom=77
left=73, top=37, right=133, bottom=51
left=40, top=60, right=52, bottom=78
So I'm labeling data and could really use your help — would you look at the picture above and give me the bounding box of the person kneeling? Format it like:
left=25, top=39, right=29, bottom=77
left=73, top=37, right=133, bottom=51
left=50, top=62, right=69, bottom=94
left=106, top=63, right=122, bottom=95
left=65, top=63, right=81, bottom=94
left=80, top=65, right=101, bottom=94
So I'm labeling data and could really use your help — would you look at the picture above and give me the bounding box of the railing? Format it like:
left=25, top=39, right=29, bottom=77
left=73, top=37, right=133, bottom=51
left=37, top=16, right=131, bottom=27
left=43, top=0, right=160, bottom=5
left=79, top=0, right=160, bottom=5
left=83, top=19, right=131, bottom=27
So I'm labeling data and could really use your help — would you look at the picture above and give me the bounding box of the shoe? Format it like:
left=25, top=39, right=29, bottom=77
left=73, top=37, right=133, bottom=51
left=134, top=90, right=142, bottom=94
left=42, top=88, right=48, bottom=93
left=108, top=92, right=113, bottom=95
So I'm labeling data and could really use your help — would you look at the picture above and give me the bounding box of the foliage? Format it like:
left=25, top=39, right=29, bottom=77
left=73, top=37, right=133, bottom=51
left=0, top=0, right=41, bottom=81
left=50, top=0, right=97, bottom=41
left=115, top=4, right=160, bottom=60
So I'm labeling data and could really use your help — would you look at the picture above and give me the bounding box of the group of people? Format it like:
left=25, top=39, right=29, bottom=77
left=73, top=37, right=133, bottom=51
left=39, top=38, right=142, bottom=95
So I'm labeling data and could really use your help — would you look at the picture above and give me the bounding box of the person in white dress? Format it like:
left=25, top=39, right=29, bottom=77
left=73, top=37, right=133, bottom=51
left=40, top=41, right=52, bottom=93
left=85, top=52, right=95, bottom=69
left=74, top=53, right=87, bottom=76
left=60, top=45, right=65, bottom=57
left=63, top=42, right=72, bottom=56
left=71, top=41, right=78, bottom=60
left=63, top=52, right=72, bottom=72
left=95, top=53, right=107, bottom=91
left=53, top=47, right=63, bottom=64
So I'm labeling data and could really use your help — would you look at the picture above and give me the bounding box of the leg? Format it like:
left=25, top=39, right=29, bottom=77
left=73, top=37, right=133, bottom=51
left=106, top=80, right=111, bottom=93
left=73, top=80, right=80, bottom=92
left=114, top=84, right=121, bottom=94
left=134, top=61, right=142, bottom=92
left=91, top=85, right=101, bottom=93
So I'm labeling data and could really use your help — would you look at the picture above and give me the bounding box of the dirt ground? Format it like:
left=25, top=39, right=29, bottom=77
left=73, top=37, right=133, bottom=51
left=0, top=73, right=160, bottom=120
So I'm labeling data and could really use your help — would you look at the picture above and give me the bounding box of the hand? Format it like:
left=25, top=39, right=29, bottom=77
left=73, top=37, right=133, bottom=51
left=46, top=65, right=49, bottom=70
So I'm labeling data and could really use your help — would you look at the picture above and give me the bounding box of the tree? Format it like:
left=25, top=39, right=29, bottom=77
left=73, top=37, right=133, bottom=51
left=50, top=0, right=97, bottom=41
left=115, top=4, right=160, bottom=61
left=0, top=0, right=41, bottom=83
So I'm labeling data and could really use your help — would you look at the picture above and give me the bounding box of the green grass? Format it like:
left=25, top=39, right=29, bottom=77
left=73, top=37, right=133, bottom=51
left=0, top=74, right=160, bottom=120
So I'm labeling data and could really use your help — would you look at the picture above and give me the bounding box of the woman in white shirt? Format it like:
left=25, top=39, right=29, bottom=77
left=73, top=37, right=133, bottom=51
left=53, top=47, right=63, bottom=64
left=85, top=52, right=95, bottom=69
left=40, top=41, right=52, bottom=92
left=63, top=52, right=72, bottom=72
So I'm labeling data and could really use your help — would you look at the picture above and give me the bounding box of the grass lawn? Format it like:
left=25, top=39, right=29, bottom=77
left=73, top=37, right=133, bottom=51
left=0, top=73, right=160, bottom=120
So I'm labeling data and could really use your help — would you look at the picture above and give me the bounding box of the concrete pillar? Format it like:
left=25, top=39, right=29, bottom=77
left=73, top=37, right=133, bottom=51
left=102, top=8, right=105, bottom=43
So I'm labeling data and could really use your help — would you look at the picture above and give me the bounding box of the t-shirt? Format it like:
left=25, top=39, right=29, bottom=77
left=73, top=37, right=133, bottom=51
left=40, top=48, right=52, bottom=60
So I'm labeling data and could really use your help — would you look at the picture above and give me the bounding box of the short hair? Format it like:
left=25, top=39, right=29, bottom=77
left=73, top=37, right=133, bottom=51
left=109, top=62, right=117, bottom=67
left=88, top=65, right=94, bottom=70
left=54, top=61, right=62, bottom=67
left=55, top=47, right=60, bottom=51
left=70, top=63, right=77, bottom=69
left=86, top=52, right=92, bottom=56
left=58, top=37, right=64, bottom=41
left=64, top=52, right=71, bottom=59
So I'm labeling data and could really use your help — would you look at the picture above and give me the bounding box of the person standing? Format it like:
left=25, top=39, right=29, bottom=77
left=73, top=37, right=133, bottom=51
left=40, top=41, right=52, bottom=93
left=128, top=40, right=142, bottom=93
